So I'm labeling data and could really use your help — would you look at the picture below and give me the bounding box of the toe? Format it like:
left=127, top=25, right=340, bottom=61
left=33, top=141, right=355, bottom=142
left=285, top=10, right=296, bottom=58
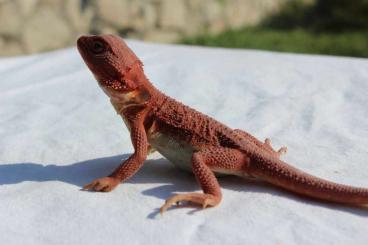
left=93, top=182, right=106, bottom=191
left=160, top=193, right=220, bottom=214
left=82, top=177, right=119, bottom=192
left=264, top=138, right=271, bottom=146
left=82, top=181, right=96, bottom=191
left=278, top=146, right=287, bottom=155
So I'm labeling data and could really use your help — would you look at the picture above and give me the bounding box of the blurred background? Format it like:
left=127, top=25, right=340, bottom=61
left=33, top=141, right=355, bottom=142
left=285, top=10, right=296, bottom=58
left=0, top=0, right=367, bottom=57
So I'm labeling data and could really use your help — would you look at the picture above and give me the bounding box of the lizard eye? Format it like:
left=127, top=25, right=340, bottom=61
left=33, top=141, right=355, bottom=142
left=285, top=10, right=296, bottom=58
left=91, top=40, right=105, bottom=54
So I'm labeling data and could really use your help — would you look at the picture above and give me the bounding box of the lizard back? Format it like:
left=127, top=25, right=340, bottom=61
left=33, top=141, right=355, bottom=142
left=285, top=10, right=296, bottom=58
left=145, top=95, right=244, bottom=172
left=151, top=95, right=240, bottom=150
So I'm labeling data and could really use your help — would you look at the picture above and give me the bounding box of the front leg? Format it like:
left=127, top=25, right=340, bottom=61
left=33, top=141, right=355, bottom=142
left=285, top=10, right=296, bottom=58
left=83, top=122, right=148, bottom=192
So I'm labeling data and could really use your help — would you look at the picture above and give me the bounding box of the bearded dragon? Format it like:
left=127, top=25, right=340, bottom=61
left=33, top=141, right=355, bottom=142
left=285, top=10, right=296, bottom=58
left=77, top=34, right=368, bottom=213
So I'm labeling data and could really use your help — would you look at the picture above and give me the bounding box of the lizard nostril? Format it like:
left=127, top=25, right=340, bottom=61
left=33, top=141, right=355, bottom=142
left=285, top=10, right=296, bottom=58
left=77, top=36, right=87, bottom=48
left=77, top=35, right=94, bottom=47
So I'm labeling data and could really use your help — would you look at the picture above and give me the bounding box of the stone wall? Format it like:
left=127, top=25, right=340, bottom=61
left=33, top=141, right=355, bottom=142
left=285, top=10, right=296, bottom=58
left=0, top=0, right=290, bottom=56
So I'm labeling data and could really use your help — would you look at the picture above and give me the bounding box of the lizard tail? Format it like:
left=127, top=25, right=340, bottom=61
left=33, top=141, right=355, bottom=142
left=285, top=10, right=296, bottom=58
left=247, top=155, right=368, bottom=207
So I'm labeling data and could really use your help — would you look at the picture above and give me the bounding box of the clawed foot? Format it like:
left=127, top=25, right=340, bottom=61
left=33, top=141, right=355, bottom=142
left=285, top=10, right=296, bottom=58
left=277, top=146, right=288, bottom=155
left=160, top=193, right=220, bottom=214
left=264, top=138, right=287, bottom=157
left=82, top=177, right=120, bottom=192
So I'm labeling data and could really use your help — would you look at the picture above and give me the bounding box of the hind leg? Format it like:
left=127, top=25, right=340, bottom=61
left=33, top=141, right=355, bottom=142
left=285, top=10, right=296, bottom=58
left=234, top=129, right=287, bottom=158
left=160, top=147, right=248, bottom=213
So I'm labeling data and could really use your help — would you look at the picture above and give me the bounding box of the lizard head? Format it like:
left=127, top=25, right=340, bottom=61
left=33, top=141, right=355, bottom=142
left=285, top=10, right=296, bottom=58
left=77, top=34, right=145, bottom=97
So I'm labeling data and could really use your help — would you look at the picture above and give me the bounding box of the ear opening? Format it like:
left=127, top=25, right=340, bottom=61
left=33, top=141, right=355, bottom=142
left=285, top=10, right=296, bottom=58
left=123, top=78, right=138, bottom=90
left=118, top=60, right=144, bottom=91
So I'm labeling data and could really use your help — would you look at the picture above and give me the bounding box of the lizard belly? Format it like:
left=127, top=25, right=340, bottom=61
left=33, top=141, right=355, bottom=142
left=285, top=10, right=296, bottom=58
left=148, top=131, right=194, bottom=173
left=147, top=131, right=235, bottom=176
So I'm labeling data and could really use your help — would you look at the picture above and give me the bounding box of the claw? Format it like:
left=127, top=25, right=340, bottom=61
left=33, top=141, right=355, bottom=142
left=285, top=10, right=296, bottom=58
left=278, top=146, right=287, bottom=155
left=160, top=193, right=220, bottom=214
left=82, top=182, right=96, bottom=190
left=202, top=199, right=210, bottom=209
left=263, top=138, right=287, bottom=158
left=82, top=177, right=120, bottom=192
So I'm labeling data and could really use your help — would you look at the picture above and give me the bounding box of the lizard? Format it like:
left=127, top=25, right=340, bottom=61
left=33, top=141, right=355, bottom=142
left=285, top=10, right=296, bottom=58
left=77, top=34, right=368, bottom=213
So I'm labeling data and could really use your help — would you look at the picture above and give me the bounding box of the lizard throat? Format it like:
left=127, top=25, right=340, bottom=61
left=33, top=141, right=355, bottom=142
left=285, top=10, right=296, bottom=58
left=107, top=89, right=151, bottom=114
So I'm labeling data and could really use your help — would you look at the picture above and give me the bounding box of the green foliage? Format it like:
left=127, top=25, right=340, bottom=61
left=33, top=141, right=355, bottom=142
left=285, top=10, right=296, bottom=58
left=180, top=0, right=368, bottom=57
left=311, top=0, right=368, bottom=31
left=264, top=0, right=368, bottom=32
left=262, top=0, right=310, bottom=30
left=215, top=0, right=225, bottom=6
left=180, top=28, right=368, bottom=57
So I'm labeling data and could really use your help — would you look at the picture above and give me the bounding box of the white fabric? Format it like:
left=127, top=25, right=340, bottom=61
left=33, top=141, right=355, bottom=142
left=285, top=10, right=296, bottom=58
left=0, top=41, right=367, bottom=245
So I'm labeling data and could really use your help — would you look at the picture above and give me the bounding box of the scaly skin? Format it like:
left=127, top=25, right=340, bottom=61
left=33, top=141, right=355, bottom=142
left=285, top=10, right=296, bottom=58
left=77, top=34, right=368, bottom=213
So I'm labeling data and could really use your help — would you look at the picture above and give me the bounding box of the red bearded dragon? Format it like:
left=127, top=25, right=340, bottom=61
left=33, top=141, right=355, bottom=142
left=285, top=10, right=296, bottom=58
left=77, top=34, right=368, bottom=213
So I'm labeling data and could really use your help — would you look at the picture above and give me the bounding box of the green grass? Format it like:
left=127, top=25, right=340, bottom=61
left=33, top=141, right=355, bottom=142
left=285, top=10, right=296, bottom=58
left=180, top=28, right=368, bottom=58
